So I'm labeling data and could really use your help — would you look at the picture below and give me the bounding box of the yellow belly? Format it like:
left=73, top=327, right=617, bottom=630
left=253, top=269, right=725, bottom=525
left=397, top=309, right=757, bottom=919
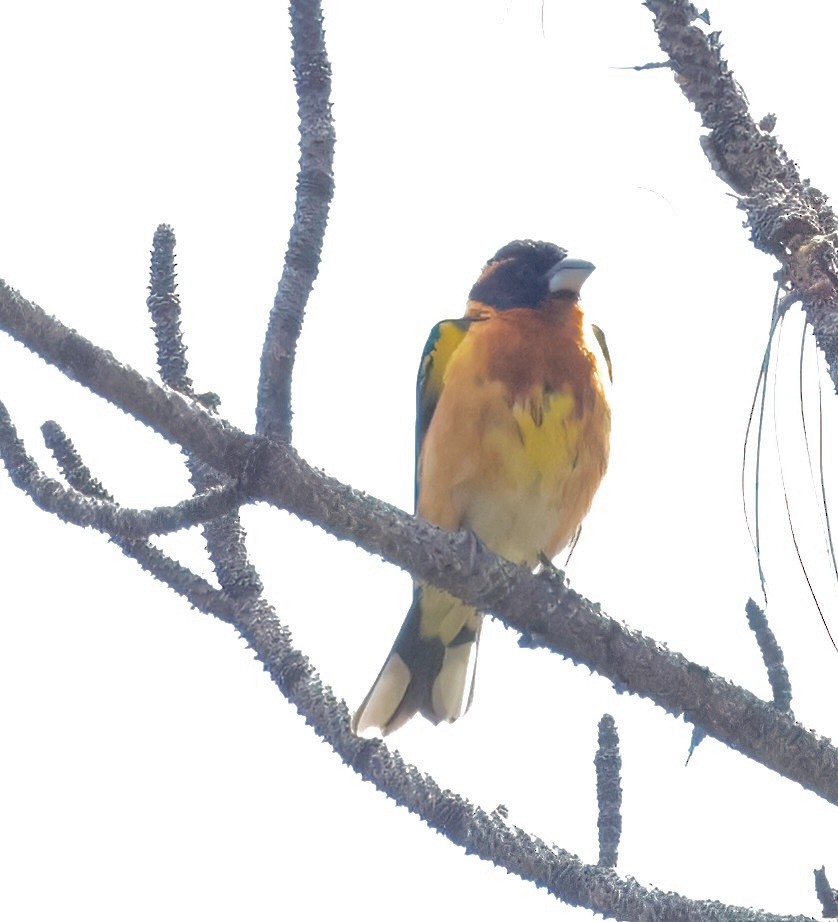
left=419, top=379, right=610, bottom=567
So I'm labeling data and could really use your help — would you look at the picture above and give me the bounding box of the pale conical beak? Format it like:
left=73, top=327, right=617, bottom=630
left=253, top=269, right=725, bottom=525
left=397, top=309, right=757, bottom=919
left=548, top=257, right=596, bottom=296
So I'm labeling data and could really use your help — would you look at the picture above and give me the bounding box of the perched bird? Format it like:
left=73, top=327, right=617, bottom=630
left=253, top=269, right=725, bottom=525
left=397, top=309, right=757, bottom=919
left=352, top=240, right=611, bottom=736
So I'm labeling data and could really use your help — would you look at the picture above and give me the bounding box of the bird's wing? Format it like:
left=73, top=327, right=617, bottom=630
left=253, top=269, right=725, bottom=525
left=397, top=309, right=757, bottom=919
left=415, top=318, right=474, bottom=508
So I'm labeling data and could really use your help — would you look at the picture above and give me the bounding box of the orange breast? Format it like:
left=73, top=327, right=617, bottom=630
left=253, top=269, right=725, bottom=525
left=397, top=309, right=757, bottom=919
left=473, top=300, right=601, bottom=410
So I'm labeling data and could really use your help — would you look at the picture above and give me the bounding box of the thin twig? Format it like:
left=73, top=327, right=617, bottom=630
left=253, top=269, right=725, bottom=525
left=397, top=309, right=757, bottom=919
left=815, top=868, right=838, bottom=918
left=610, top=60, right=673, bottom=71
left=144, top=226, right=263, bottom=595
left=595, top=714, right=622, bottom=868
left=0, top=403, right=241, bottom=538
left=745, top=599, right=792, bottom=713
left=256, top=0, right=335, bottom=443
left=41, top=419, right=233, bottom=611
left=42, top=420, right=114, bottom=501
left=147, top=224, right=192, bottom=393
left=745, top=599, right=791, bottom=714
left=0, top=279, right=250, bottom=471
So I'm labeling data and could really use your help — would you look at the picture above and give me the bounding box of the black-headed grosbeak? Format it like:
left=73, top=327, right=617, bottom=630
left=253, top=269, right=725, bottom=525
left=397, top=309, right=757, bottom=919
left=352, top=240, right=611, bottom=736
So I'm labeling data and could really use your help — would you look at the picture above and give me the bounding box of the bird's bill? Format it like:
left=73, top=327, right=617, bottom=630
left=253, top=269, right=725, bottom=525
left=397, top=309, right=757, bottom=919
left=547, top=257, right=596, bottom=296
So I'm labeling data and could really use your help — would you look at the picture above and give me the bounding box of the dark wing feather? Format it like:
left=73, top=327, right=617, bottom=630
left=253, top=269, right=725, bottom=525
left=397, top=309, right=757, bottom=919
left=591, top=323, right=613, bottom=382
left=415, top=319, right=473, bottom=508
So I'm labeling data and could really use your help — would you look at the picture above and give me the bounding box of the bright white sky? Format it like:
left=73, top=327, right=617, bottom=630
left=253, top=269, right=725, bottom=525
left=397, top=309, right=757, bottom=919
left=2, top=1, right=837, bottom=919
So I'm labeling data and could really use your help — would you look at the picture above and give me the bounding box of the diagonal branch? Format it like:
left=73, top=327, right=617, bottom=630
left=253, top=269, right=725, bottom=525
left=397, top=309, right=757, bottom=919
left=246, top=442, right=838, bottom=807
left=1, top=278, right=837, bottom=807
left=0, top=279, right=250, bottom=472
left=643, top=0, right=838, bottom=386
left=28, top=415, right=818, bottom=922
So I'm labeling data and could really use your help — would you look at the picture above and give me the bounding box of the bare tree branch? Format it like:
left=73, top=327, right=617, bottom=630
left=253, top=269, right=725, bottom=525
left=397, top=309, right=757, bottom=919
left=30, top=412, right=823, bottom=922
left=256, top=0, right=335, bottom=443
left=595, top=714, right=622, bottom=869
left=745, top=598, right=792, bottom=713
left=0, top=279, right=250, bottom=471
left=815, top=868, right=838, bottom=919
left=38, top=373, right=746, bottom=922
left=41, top=419, right=230, bottom=609
left=644, top=0, right=838, bottom=386
left=42, top=419, right=113, bottom=501
left=0, top=400, right=240, bottom=537
left=145, top=224, right=263, bottom=596
left=2, top=2, right=837, bottom=918
left=36, top=420, right=821, bottom=922
left=147, top=224, right=193, bottom=394
left=248, top=445, right=838, bottom=807
left=1, top=277, right=837, bottom=809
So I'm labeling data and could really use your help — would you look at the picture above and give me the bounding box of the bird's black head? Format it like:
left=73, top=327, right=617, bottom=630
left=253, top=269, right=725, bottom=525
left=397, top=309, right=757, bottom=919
left=469, top=240, right=567, bottom=310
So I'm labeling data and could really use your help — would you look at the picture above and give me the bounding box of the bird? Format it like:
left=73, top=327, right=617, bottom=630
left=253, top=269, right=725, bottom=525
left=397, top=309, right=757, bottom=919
left=351, top=240, right=611, bottom=736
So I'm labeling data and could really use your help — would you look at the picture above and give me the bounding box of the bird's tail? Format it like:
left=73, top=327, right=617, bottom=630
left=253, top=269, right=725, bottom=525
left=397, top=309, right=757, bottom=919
left=351, top=585, right=482, bottom=736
